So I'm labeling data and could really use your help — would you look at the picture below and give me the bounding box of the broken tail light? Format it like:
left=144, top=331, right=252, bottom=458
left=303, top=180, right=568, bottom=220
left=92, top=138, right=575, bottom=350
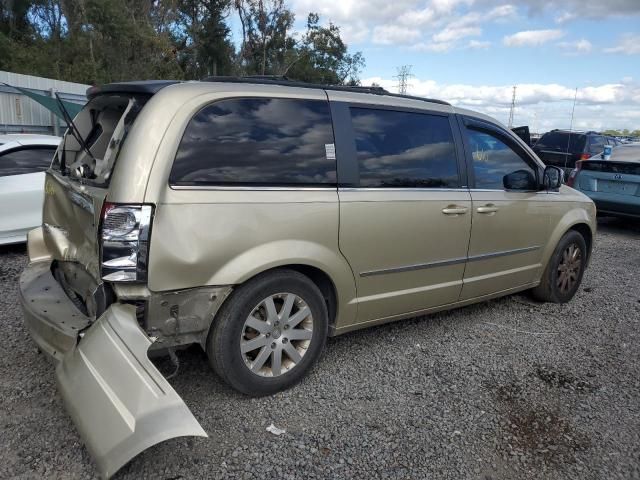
left=100, top=203, right=153, bottom=282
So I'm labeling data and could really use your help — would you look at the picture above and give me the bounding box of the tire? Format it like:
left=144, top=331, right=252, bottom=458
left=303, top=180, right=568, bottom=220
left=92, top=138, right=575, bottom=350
left=531, top=230, right=587, bottom=303
left=207, top=269, right=328, bottom=396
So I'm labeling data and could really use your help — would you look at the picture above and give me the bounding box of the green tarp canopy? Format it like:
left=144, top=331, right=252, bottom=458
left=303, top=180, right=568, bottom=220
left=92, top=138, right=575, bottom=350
left=4, top=84, right=84, bottom=120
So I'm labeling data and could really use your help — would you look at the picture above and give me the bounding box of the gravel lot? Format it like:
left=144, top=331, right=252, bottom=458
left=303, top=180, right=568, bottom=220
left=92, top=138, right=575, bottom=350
left=1, top=217, right=639, bottom=480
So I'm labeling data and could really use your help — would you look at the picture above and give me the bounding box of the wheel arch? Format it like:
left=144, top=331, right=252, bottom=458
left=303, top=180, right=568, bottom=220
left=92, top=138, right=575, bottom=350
left=542, top=207, right=596, bottom=271
left=211, top=260, right=353, bottom=335
left=568, top=222, right=593, bottom=264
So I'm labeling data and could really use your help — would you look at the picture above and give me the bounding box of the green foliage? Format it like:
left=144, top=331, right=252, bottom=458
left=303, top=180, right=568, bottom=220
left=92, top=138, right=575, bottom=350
left=603, top=129, right=640, bottom=137
left=1, top=0, right=363, bottom=85
left=285, top=13, right=365, bottom=84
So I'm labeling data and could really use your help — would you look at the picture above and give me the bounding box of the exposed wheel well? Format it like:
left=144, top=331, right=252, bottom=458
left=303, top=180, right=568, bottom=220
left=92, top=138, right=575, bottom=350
left=569, top=223, right=593, bottom=262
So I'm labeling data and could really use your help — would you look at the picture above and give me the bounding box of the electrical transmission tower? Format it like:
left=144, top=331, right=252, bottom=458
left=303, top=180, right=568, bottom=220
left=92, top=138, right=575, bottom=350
left=507, top=85, right=517, bottom=128
left=395, top=65, right=413, bottom=95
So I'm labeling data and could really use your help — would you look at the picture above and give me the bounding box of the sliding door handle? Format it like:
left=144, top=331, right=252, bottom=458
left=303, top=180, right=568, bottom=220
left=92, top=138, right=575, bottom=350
left=442, top=205, right=468, bottom=215
left=477, top=204, right=499, bottom=214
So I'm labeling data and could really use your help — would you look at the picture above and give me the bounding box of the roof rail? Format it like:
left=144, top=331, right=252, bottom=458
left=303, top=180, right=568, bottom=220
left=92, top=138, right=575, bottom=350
left=201, top=76, right=451, bottom=106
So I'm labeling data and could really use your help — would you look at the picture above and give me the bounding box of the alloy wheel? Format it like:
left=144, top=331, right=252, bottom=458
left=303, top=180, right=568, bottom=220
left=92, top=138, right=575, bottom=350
left=557, top=243, right=582, bottom=294
left=240, top=293, right=314, bottom=377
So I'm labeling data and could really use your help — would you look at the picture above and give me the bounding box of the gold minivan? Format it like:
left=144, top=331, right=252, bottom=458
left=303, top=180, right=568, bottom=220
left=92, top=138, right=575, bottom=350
left=19, top=78, right=596, bottom=477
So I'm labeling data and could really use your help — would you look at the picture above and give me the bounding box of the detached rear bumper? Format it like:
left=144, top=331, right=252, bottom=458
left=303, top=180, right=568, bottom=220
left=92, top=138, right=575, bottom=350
left=19, top=244, right=207, bottom=479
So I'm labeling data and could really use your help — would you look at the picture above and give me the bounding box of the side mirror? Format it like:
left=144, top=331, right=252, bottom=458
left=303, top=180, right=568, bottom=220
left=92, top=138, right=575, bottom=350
left=503, top=169, right=537, bottom=191
left=543, top=166, right=564, bottom=190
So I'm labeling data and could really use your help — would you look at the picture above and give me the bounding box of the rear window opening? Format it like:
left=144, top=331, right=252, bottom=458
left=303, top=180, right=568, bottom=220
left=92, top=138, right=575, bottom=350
left=51, top=93, right=148, bottom=186
left=536, top=132, right=586, bottom=153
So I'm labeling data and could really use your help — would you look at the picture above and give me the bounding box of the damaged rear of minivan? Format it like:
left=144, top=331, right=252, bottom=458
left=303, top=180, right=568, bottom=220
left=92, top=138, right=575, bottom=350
left=19, top=81, right=208, bottom=478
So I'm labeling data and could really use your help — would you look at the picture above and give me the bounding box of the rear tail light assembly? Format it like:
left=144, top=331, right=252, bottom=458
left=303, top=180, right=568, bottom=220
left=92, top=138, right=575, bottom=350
left=100, top=203, right=153, bottom=282
left=566, top=161, right=582, bottom=188
left=579, top=153, right=591, bottom=160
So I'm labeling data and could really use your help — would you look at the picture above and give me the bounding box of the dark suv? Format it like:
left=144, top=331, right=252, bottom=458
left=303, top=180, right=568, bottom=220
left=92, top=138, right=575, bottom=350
left=533, top=130, right=609, bottom=172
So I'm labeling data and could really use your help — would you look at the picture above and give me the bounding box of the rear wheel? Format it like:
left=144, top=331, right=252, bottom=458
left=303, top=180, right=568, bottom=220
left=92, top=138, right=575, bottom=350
left=532, top=230, right=587, bottom=303
left=207, top=269, right=328, bottom=396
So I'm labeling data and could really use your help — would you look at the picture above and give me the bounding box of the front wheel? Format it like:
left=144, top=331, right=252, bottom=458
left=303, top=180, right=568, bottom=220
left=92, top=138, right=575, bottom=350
left=207, top=269, right=328, bottom=396
left=532, top=230, right=587, bottom=303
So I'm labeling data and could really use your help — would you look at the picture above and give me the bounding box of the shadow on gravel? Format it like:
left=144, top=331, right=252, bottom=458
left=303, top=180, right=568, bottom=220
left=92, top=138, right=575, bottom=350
left=490, top=380, right=591, bottom=467
left=0, top=244, right=27, bottom=281
left=534, top=365, right=599, bottom=394
left=597, top=216, right=640, bottom=235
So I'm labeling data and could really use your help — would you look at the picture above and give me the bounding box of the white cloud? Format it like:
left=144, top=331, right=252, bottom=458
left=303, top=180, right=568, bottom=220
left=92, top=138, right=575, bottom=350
left=503, top=29, right=565, bottom=47
left=467, top=39, right=492, bottom=49
left=557, top=38, right=592, bottom=55
left=495, top=0, right=640, bottom=19
left=372, top=25, right=421, bottom=45
left=604, top=34, right=640, bottom=55
left=411, top=41, right=455, bottom=53
left=361, top=76, right=640, bottom=130
left=290, top=0, right=514, bottom=47
left=433, top=26, right=481, bottom=43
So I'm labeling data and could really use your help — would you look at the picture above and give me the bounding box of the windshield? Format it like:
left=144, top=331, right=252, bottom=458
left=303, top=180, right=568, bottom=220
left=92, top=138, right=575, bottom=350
left=535, top=132, right=586, bottom=153
left=51, top=93, right=148, bottom=186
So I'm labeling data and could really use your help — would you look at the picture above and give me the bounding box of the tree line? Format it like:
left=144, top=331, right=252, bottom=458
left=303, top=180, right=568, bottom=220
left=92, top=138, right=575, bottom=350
left=602, top=129, right=640, bottom=138
left=0, top=0, right=365, bottom=86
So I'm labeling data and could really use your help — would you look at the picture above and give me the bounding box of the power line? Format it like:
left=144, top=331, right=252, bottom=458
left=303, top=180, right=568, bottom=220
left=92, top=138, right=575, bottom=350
left=394, top=65, right=413, bottom=95
left=507, top=85, right=517, bottom=128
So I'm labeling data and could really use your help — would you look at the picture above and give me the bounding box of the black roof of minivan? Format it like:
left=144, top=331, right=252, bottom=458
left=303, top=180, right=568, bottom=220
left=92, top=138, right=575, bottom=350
left=86, top=77, right=451, bottom=106
left=86, top=80, right=180, bottom=99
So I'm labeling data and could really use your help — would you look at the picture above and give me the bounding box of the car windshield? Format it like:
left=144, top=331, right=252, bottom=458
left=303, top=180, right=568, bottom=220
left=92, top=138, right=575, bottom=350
left=536, top=132, right=586, bottom=153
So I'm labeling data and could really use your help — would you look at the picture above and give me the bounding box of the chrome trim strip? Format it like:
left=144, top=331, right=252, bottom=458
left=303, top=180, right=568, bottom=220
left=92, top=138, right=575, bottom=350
left=170, top=185, right=337, bottom=191
left=360, top=257, right=467, bottom=277
left=467, top=245, right=541, bottom=262
left=359, top=245, right=541, bottom=277
left=339, top=187, right=470, bottom=192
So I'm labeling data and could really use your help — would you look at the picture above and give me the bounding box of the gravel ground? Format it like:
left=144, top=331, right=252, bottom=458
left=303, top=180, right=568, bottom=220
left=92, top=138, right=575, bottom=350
left=1, top=217, right=639, bottom=480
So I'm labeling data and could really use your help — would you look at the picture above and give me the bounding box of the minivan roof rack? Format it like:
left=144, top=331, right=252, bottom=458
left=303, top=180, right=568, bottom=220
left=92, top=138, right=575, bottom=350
left=202, top=75, right=451, bottom=106
left=88, top=77, right=452, bottom=106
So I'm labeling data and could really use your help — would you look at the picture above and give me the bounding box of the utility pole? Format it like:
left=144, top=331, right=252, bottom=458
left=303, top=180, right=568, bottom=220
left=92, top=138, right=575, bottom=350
left=564, top=87, right=579, bottom=168
left=395, top=65, right=413, bottom=95
left=507, top=85, right=517, bottom=128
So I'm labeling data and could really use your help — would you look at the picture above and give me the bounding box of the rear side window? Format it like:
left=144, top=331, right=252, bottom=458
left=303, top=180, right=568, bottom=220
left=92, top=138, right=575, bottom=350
left=0, top=147, right=56, bottom=177
left=536, top=132, right=586, bottom=153
left=170, top=98, right=336, bottom=186
left=588, top=135, right=606, bottom=154
left=350, top=108, right=459, bottom=188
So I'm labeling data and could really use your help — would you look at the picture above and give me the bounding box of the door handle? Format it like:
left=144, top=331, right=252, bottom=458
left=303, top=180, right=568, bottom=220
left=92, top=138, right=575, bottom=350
left=442, top=205, right=468, bottom=215
left=476, top=204, right=498, bottom=214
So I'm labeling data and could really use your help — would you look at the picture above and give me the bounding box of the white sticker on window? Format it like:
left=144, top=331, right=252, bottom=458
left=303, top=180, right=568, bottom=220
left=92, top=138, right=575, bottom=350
left=325, top=143, right=336, bottom=160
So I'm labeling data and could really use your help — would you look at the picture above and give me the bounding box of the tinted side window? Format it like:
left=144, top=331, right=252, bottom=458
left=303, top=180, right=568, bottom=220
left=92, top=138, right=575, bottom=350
left=535, top=132, right=586, bottom=153
left=467, top=129, right=536, bottom=190
left=0, top=147, right=56, bottom=177
left=170, top=98, right=336, bottom=186
left=350, top=108, right=459, bottom=188
left=589, top=135, right=606, bottom=153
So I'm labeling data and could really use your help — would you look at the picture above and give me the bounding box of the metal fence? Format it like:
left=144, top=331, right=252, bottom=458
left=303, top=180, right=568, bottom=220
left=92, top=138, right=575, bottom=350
left=0, top=71, right=88, bottom=135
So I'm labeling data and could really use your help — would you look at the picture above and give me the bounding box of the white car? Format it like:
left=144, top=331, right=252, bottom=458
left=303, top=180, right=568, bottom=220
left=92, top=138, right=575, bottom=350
left=0, top=134, right=60, bottom=245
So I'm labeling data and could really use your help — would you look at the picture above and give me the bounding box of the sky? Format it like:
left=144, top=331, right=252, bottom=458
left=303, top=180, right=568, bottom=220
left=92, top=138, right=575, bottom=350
left=276, top=0, right=640, bottom=132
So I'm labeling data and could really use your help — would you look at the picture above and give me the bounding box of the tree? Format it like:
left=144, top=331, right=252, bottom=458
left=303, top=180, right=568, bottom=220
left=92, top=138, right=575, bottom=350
left=1, top=0, right=365, bottom=86
left=173, top=0, right=234, bottom=78
left=234, top=0, right=294, bottom=75
left=284, top=13, right=364, bottom=84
